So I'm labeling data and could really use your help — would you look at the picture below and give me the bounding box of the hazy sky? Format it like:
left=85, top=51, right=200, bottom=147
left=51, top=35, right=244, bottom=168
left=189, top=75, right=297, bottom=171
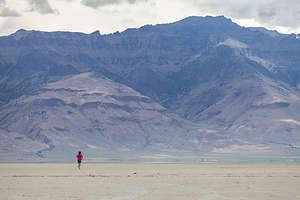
left=0, top=0, right=299, bottom=36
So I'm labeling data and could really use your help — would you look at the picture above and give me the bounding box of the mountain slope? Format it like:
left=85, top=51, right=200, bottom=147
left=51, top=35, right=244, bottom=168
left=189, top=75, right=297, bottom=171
left=1, top=16, right=300, bottom=158
left=0, top=72, right=203, bottom=158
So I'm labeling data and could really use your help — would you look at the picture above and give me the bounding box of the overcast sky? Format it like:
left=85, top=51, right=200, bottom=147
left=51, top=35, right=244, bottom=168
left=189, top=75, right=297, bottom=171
left=0, top=0, right=299, bottom=36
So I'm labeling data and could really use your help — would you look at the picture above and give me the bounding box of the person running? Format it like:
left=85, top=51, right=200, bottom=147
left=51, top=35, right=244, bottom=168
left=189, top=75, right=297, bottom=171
left=76, top=151, right=83, bottom=169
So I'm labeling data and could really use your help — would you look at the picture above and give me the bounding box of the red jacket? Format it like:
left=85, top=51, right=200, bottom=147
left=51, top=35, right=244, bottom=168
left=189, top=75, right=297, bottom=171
left=77, top=154, right=83, bottom=162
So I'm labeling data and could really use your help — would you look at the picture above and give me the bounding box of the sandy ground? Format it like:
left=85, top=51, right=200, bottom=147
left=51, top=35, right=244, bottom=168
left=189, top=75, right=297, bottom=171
left=0, top=163, right=299, bottom=200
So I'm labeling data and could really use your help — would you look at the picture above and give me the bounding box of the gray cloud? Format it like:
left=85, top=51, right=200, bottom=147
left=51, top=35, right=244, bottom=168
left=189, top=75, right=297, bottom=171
left=81, top=0, right=148, bottom=8
left=0, top=0, right=5, bottom=7
left=192, top=0, right=300, bottom=29
left=56, top=0, right=76, bottom=1
left=27, top=0, right=58, bottom=14
left=0, top=0, right=21, bottom=17
left=0, top=7, right=21, bottom=17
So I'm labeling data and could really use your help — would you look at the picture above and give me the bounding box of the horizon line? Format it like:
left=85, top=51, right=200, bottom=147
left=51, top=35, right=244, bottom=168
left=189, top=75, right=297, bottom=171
left=1, top=15, right=298, bottom=37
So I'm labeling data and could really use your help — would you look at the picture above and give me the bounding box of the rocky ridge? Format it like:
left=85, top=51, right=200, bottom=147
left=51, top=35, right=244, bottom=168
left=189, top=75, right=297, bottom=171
left=1, top=16, right=300, bottom=159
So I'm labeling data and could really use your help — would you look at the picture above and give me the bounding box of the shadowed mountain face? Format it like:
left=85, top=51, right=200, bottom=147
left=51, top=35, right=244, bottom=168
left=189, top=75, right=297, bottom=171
left=1, top=16, right=300, bottom=159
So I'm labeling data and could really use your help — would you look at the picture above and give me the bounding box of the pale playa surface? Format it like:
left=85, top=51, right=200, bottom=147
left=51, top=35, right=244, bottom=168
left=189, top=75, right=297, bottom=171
left=0, top=164, right=300, bottom=200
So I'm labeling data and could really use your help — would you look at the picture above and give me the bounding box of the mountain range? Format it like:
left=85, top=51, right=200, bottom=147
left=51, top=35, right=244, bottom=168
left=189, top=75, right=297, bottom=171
left=1, top=16, right=300, bottom=160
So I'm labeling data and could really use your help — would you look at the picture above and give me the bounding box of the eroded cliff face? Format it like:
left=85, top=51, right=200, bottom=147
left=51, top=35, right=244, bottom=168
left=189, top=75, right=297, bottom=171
left=1, top=16, right=300, bottom=158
